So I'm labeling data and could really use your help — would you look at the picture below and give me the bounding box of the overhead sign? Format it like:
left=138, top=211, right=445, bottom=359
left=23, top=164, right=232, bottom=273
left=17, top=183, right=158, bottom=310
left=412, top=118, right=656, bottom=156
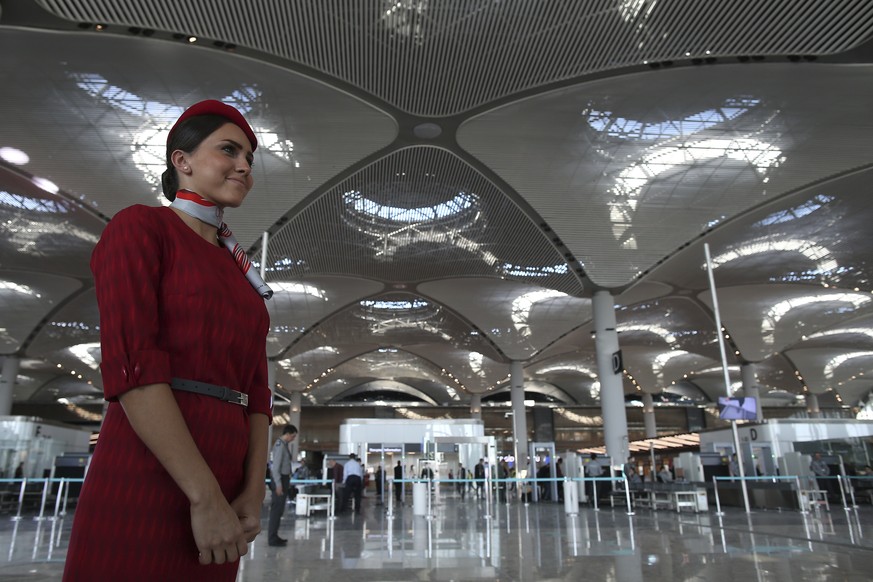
left=367, top=445, right=403, bottom=453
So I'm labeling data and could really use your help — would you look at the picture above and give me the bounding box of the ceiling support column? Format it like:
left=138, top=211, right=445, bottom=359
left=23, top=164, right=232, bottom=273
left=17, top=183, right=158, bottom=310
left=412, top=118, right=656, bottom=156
left=0, top=356, right=19, bottom=416
left=470, top=393, right=482, bottom=420
left=741, top=363, right=762, bottom=420
left=642, top=392, right=656, bottom=438
left=806, top=392, right=820, bottom=418
left=510, top=360, right=528, bottom=470
left=593, top=290, right=630, bottom=466
left=267, top=359, right=277, bottom=453
left=288, top=391, right=302, bottom=461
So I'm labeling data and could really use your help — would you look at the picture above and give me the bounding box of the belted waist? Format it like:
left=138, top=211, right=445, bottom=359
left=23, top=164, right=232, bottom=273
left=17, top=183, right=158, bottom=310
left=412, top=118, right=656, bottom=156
left=170, top=378, right=248, bottom=407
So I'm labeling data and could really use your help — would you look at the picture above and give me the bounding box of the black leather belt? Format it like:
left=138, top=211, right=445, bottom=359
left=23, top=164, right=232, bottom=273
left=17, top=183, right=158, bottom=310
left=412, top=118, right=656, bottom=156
left=171, top=378, right=249, bottom=407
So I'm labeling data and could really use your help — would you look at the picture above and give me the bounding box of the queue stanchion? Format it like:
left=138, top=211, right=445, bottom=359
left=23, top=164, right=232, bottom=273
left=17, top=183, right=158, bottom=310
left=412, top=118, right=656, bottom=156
left=51, top=479, right=65, bottom=521
left=484, top=468, right=492, bottom=520
left=386, top=477, right=394, bottom=517
left=795, top=476, right=809, bottom=514
left=12, top=478, right=26, bottom=522
left=34, top=479, right=49, bottom=522
left=592, top=477, right=599, bottom=511
left=714, top=476, right=724, bottom=516
left=329, top=479, right=336, bottom=521
left=843, top=475, right=858, bottom=509
left=837, top=475, right=850, bottom=511
left=61, top=479, right=76, bottom=517
left=624, top=476, right=635, bottom=516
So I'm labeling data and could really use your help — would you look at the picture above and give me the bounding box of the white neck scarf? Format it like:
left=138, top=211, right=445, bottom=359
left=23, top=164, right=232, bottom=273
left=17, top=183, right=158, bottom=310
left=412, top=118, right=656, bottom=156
left=170, top=189, right=273, bottom=299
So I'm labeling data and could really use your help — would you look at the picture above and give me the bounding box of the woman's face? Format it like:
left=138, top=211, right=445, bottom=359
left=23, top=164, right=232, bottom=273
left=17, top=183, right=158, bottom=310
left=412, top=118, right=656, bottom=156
left=178, top=122, right=254, bottom=208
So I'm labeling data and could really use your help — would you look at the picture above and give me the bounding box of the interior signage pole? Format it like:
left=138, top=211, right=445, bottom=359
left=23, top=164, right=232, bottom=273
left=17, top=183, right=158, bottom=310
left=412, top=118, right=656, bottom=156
left=704, top=243, right=751, bottom=514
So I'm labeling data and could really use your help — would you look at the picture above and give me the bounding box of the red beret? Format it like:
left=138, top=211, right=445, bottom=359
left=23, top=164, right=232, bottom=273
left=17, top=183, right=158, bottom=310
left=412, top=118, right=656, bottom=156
left=168, top=99, right=257, bottom=151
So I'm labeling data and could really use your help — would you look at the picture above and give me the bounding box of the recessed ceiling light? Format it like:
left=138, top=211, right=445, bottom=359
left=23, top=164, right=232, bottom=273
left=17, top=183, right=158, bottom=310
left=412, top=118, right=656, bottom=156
left=0, top=147, right=29, bottom=165
left=32, top=176, right=59, bottom=193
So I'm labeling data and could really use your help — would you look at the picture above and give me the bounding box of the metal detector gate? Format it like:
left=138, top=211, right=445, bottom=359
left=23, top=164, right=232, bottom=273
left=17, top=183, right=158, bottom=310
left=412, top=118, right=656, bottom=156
left=529, top=442, right=559, bottom=502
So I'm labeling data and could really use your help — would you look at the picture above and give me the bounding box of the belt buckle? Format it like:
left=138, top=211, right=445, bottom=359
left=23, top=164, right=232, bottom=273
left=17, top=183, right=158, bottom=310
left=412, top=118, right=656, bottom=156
left=239, top=393, right=249, bottom=407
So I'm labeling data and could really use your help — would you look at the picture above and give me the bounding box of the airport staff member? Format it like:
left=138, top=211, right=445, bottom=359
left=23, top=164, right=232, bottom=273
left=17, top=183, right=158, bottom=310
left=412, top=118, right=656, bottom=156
left=267, top=425, right=298, bottom=546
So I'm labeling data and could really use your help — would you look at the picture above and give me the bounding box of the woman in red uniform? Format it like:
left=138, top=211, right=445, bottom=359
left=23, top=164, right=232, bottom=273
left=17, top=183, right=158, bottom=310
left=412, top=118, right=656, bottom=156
left=64, top=101, right=273, bottom=581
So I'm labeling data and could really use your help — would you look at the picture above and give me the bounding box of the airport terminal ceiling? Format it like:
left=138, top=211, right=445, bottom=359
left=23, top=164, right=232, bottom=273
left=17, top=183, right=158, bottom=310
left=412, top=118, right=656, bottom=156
left=3, top=0, right=873, bottom=427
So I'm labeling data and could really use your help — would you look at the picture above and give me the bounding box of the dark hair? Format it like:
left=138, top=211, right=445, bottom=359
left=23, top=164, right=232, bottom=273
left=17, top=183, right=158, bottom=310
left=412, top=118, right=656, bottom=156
left=160, top=114, right=233, bottom=201
left=282, top=424, right=298, bottom=435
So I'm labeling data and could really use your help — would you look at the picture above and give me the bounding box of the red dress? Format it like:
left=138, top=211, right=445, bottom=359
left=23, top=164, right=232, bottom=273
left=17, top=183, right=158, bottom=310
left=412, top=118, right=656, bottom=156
left=63, top=206, right=271, bottom=581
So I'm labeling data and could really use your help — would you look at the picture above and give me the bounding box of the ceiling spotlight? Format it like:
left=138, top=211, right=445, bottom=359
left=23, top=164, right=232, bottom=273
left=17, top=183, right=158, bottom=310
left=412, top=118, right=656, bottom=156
left=187, top=36, right=198, bottom=43
left=0, top=146, right=29, bottom=165
left=32, top=176, right=59, bottom=194
left=94, top=24, right=107, bottom=31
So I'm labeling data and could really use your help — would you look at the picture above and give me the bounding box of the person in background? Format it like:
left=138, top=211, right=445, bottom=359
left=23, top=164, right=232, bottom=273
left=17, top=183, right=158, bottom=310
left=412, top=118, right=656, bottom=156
left=497, top=459, right=509, bottom=502
left=457, top=464, right=467, bottom=498
left=658, top=464, right=674, bottom=483
left=585, top=453, right=604, bottom=503
left=810, top=452, right=835, bottom=497
left=626, top=465, right=643, bottom=488
left=342, top=453, right=364, bottom=514
left=267, top=425, right=298, bottom=547
left=729, top=454, right=741, bottom=480
left=474, top=459, right=486, bottom=498
left=393, top=461, right=403, bottom=504
left=64, top=100, right=271, bottom=581
left=374, top=465, right=383, bottom=505
left=328, top=459, right=344, bottom=513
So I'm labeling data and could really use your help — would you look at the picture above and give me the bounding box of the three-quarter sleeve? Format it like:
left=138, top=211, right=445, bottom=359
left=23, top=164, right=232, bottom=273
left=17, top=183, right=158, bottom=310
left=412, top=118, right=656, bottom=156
left=91, top=206, right=172, bottom=400
left=246, top=351, right=273, bottom=421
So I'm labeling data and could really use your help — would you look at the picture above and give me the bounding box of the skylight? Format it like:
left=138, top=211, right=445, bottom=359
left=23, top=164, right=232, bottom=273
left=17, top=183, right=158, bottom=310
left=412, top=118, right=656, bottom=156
left=343, top=190, right=476, bottom=223
left=0, top=191, right=70, bottom=214
left=72, top=74, right=300, bottom=198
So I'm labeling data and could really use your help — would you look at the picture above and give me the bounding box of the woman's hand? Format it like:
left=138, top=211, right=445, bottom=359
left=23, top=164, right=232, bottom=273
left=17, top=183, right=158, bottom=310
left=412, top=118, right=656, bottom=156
left=230, top=485, right=266, bottom=543
left=190, top=490, right=249, bottom=565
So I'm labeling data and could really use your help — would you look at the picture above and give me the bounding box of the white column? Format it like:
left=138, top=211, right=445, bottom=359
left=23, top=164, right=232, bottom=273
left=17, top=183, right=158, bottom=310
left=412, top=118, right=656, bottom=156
left=0, top=356, right=19, bottom=416
left=288, top=391, right=302, bottom=459
left=510, top=361, right=528, bottom=470
left=470, top=393, right=482, bottom=420
left=267, top=359, right=277, bottom=404
left=266, top=359, right=277, bottom=453
left=741, top=363, right=762, bottom=420
left=806, top=392, right=820, bottom=418
left=593, top=291, right=630, bottom=465
left=642, top=392, right=656, bottom=438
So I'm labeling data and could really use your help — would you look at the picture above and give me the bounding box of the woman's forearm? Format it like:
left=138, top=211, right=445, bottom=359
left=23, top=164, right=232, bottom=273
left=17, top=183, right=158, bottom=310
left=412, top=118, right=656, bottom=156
left=118, top=383, right=222, bottom=505
left=242, top=413, right=269, bottom=493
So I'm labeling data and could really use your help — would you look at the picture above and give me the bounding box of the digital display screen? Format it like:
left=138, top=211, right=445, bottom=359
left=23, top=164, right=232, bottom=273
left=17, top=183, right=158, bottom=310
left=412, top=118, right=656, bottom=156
left=718, top=396, right=757, bottom=420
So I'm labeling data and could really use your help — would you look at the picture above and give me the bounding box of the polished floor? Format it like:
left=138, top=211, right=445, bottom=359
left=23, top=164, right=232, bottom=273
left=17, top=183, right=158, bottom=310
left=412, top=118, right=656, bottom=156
left=0, top=490, right=871, bottom=581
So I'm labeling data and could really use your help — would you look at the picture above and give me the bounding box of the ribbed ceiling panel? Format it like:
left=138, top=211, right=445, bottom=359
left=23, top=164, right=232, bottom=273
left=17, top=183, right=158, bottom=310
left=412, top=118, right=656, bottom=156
left=37, top=0, right=873, bottom=116
left=281, top=292, right=502, bottom=361
left=420, top=278, right=591, bottom=361
left=651, top=168, right=873, bottom=293
left=460, top=63, right=873, bottom=287
left=0, top=272, right=81, bottom=354
left=27, top=289, right=99, bottom=357
left=266, top=147, right=583, bottom=295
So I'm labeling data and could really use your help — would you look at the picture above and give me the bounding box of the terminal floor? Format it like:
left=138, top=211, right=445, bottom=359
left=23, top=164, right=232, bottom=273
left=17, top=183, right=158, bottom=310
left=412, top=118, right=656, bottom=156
left=0, top=493, right=871, bottom=581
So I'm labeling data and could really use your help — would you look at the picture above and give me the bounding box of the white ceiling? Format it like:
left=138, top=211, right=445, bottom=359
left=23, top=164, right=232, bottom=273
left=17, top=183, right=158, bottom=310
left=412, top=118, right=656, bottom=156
left=3, top=0, right=873, bottom=419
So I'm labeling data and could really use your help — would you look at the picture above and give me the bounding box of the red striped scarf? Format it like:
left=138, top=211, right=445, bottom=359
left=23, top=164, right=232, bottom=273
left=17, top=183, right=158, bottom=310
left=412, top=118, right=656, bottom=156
left=170, top=189, right=273, bottom=299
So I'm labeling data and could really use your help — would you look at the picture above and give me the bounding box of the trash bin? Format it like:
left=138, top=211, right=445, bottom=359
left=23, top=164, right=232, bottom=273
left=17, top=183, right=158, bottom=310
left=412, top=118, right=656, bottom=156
left=413, top=481, right=428, bottom=516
